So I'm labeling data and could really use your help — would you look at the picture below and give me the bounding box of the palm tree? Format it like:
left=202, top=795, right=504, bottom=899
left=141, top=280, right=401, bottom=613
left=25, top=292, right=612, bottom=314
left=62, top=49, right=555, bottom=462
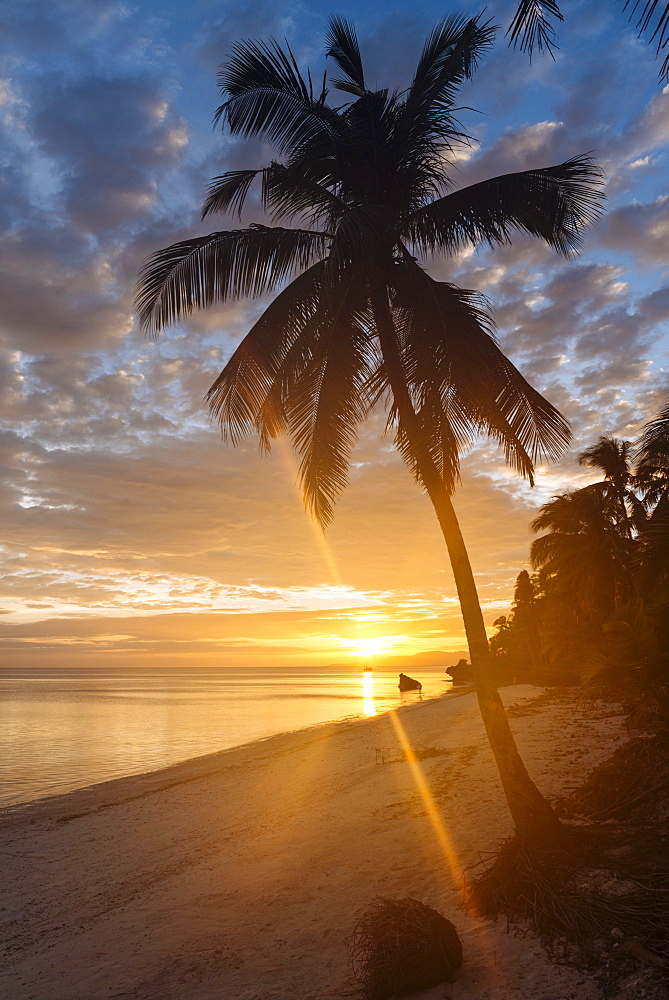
left=636, top=400, right=669, bottom=508
left=583, top=604, right=669, bottom=731
left=511, top=569, right=545, bottom=675
left=635, top=401, right=669, bottom=601
left=578, top=436, right=646, bottom=537
left=530, top=485, right=636, bottom=627
left=136, top=14, right=603, bottom=843
left=581, top=408, right=669, bottom=728
left=489, top=572, right=545, bottom=680
left=508, top=1, right=669, bottom=80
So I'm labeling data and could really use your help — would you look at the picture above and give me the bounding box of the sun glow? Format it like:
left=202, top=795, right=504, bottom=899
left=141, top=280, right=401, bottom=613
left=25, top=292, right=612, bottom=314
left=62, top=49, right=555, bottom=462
left=343, top=635, right=403, bottom=658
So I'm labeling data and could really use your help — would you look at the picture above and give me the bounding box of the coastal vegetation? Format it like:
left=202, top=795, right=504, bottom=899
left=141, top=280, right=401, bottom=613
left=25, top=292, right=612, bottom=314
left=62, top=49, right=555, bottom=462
left=489, top=404, right=669, bottom=732
left=473, top=406, right=669, bottom=989
left=136, top=12, right=603, bottom=847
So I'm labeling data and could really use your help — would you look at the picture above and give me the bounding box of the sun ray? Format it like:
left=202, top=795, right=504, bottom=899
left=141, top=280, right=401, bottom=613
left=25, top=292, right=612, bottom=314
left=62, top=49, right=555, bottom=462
left=387, top=709, right=466, bottom=894
left=387, top=709, right=506, bottom=985
left=275, top=435, right=342, bottom=585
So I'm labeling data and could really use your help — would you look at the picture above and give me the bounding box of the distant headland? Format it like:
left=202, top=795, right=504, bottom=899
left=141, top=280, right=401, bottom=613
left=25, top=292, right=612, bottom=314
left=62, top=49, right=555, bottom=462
left=327, top=650, right=469, bottom=671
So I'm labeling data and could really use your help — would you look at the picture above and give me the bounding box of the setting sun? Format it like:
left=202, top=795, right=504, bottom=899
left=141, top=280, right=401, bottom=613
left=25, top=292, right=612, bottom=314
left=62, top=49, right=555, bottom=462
left=343, top=636, right=404, bottom=658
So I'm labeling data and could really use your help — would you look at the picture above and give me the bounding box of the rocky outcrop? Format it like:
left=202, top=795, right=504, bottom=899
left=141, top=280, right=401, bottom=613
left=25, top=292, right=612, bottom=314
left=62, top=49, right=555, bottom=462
left=398, top=672, right=422, bottom=692
left=445, top=659, right=473, bottom=684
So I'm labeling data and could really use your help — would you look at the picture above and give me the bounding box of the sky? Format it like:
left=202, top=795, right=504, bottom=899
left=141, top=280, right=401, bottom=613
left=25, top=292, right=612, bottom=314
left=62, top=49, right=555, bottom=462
left=1, top=0, right=668, bottom=669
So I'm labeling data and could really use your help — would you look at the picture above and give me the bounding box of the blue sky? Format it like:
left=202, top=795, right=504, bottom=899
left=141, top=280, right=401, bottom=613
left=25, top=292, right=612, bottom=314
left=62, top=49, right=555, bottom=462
left=1, top=0, right=668, bottom=667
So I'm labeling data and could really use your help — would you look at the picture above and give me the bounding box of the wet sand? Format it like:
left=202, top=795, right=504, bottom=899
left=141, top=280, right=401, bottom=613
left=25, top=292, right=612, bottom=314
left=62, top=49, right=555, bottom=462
left=0, top=685, right=626, bottom=999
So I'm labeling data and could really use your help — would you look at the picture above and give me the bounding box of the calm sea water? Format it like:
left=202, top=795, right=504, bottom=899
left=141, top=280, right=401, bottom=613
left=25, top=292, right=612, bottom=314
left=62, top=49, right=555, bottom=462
left=0, top=665, right=453, bottom=808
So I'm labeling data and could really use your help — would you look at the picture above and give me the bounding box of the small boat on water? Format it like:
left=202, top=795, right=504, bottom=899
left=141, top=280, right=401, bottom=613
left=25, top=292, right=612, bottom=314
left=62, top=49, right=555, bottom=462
left=363, top=665, right=373, bottom=672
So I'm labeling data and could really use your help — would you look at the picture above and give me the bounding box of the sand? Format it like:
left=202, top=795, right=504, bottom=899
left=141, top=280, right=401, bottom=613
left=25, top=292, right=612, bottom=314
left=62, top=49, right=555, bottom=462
left=0, top=685, right=627, bottom=1000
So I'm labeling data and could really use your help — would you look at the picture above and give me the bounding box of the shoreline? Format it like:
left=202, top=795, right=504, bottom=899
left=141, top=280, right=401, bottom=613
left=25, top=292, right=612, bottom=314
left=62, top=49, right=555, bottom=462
left=1, top=685, right=626, bottom=999
left=0, top=682, right=473, bottom=820
left=0, top=668, right=459, bottom=812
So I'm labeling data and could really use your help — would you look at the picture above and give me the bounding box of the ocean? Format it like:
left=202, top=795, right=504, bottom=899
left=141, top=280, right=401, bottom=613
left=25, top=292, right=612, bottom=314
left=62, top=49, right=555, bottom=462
left=0, top=665, right=453, bottom=808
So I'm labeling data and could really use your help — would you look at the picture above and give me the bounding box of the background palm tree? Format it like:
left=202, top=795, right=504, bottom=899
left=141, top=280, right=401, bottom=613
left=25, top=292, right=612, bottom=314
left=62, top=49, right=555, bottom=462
left=636, top=400, right=669, bottom=508
left=530, top=485, right=636, bottom=627
left=583, top=604, right=669, bottom=731
left=510, top=569, right=545, bottom=674
left=490, top=406, right=669, bottom=723
left=508, top=1, right=669, bottom=80
left=576, top=409, right=669, bottom=728
left=136, top=13, right=603, bottom=843
left=578, top=436, right=646, bottom=537
left=489, top=571, right=545, bottom=681
left=635, top=402, right=669, bottom=603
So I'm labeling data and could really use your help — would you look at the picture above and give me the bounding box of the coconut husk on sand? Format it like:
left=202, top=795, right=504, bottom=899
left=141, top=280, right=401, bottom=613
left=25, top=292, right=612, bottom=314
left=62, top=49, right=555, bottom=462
left=350, top=896, right=462, bottom=999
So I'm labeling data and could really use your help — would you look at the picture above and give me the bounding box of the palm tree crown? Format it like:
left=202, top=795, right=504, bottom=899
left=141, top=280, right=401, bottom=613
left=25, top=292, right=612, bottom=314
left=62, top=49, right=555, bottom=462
left=578, top=435, right=646, bottom=536
left=530, top=486, right=636, bottom=625
left=636, top=401, right=669, bottom=507
left=137, top=13, right=601, bottom=528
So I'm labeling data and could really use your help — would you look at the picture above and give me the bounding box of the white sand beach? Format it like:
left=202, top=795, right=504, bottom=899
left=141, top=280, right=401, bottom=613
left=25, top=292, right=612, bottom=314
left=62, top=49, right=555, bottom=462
left=0, top=685, right=627, bottom=1000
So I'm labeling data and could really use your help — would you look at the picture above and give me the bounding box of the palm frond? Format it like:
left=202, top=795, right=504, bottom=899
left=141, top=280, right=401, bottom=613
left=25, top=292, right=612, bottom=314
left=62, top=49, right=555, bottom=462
left=506, top=1, right=563, bottom=57
left=253, top=322, right=321, bottom=451
left=286, top=277, right=377, bottom=526
left=219, top=36, right=310, bottom=104
left=530, top=486, right=636, bottom=623
left=206, top=262, right=327, bottom=443
left=398, top=14, right=495, bottom=173
left=531, top=484, right=613, bottom=535
left=261, top=161, right=344, bottom=227
left=408, top=14, right=496, bottom=112
left=386, top=271, right=496, bottom=485
left=214, top=37, right=338, bottom=152
left=409, top=155, right=604, bottom=257
left=202, top=170, right=261, bottom=219
left=578, top=436, right=632, bottom=482
left=325, top=15, right=366, bottom=95
left=636, top=399, right=669, bottom=505
left=388, top=264, right=571, bottom=484
left=136, top=226, right=328, bottom=334
left=625, top=1, right=669, bottom=80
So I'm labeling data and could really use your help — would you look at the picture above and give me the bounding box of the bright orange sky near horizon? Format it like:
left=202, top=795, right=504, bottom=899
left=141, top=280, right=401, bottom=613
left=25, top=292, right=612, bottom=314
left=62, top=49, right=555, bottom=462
left=2, top=2, right=669, bottom=670
left=0, top=433, right=624, bottom=670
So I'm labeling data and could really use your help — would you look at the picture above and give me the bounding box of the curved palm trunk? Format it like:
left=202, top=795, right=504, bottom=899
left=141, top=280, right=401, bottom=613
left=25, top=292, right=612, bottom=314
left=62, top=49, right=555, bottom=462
left=423, top=486, right=563, bottom=843
left=370, top=282, right=562, bottom=845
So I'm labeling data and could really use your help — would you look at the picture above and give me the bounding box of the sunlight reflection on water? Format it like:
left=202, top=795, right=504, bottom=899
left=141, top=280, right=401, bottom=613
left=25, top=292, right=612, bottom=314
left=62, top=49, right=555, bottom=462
left=0, top=666, right=453, bottom=807
left=362, top=669, right=376, bottom=716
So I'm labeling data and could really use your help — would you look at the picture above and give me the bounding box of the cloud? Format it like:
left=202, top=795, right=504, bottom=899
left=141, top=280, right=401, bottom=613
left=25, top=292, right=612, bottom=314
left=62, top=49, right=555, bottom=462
left=599, top=195, right=669, bottom=266
left=1, top=0, right=669, bottom=669
left=0, top=1, right=196, bottom=354
left=28, top=74, right=189, bottom=233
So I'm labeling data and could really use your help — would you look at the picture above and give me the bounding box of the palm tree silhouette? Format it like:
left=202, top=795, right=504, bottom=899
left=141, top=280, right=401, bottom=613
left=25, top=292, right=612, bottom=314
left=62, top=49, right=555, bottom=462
left=136, top=14, right=603, bottom=843
left=511, top=569, right=545, bottom=674
left=635, top=401, right=669, bottom=601
left=636, top=401, right=669, bottom=508
left=530, top=486, right=636, bottom=627
left=578, top=436, right=646, bottom=537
